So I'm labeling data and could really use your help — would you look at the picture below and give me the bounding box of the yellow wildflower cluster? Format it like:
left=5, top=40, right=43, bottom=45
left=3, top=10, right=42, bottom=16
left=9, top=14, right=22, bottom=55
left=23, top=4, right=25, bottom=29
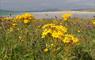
left=42, top=23, right=68, bottom=39
left=63, top=34, right=79, bottom=44
left=15, top=13, right=35, bottom=24
left=62, top=13, right=72, bottom=21
left=42, top=23, right=79, bottom=45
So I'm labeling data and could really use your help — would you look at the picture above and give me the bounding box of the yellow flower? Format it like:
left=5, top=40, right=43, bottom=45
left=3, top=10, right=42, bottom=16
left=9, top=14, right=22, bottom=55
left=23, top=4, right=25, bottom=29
left=43, top=48, right=48, bottom=52
left=21, top=13, right=35, bottom=20
left=42, top=23, right=55, bottom=29
left=92, top=20, right=95, bottom=25
left=12, top=23, right=17, bottom=26
left=63, top=34, right=79, bottom=44
left=50, top=44, right=54, bottom=47
left=93, top=22, right=95, bottom=25
left=62, top=13, right=72, bottom=21
left=23, top=20, right=30, bottom=24
left=15, top=15, right=20, bottom=20
left=41, top=23, right=68, bottom=39
left=77, top=30, right=80, bottom=33
left=42, top=29, right=52, bottom=38
left=19, top=36, right=22, bottom=39
left=51, top=31, right=64, bottom=39
left=15, top=13, right=35, bottom=23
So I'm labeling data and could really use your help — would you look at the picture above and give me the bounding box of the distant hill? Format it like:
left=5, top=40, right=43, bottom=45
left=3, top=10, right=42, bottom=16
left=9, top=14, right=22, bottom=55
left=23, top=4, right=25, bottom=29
left=71, top=8, right=95, bottom=12
left=0, top=8, right=95, bottom=12
left=24, top=8, right=95, bottom=12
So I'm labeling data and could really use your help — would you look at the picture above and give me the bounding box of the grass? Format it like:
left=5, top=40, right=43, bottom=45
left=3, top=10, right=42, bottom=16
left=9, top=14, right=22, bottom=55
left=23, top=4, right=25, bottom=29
left=0, top=14, right=95, bottom=60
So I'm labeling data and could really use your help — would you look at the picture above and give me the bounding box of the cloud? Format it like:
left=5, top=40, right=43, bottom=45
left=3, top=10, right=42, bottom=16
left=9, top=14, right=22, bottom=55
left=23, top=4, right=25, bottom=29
left=0, top=0, right=95, bottom=11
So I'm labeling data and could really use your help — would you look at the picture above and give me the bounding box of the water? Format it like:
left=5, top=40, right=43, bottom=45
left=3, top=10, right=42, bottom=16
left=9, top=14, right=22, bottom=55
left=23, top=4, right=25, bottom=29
left=31, top=11, right=95, bottom=19
left=0, top=11, right=22, bottom=16
left=0, top=11, right=95, bottom=19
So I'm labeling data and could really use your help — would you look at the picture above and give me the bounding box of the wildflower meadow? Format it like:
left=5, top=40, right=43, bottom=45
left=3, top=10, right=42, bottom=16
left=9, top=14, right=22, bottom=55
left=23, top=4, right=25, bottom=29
left=0, top=13, right=95, bottom=60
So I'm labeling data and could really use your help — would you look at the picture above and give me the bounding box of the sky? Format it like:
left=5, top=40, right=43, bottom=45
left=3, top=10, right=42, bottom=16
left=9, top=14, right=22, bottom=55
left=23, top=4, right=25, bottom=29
left=0, top=0, right=95, bottom=11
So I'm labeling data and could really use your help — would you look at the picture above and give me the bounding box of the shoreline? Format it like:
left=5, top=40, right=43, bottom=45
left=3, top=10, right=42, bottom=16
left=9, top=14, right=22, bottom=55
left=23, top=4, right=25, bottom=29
left=0, top=11, right=95, bottom=19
